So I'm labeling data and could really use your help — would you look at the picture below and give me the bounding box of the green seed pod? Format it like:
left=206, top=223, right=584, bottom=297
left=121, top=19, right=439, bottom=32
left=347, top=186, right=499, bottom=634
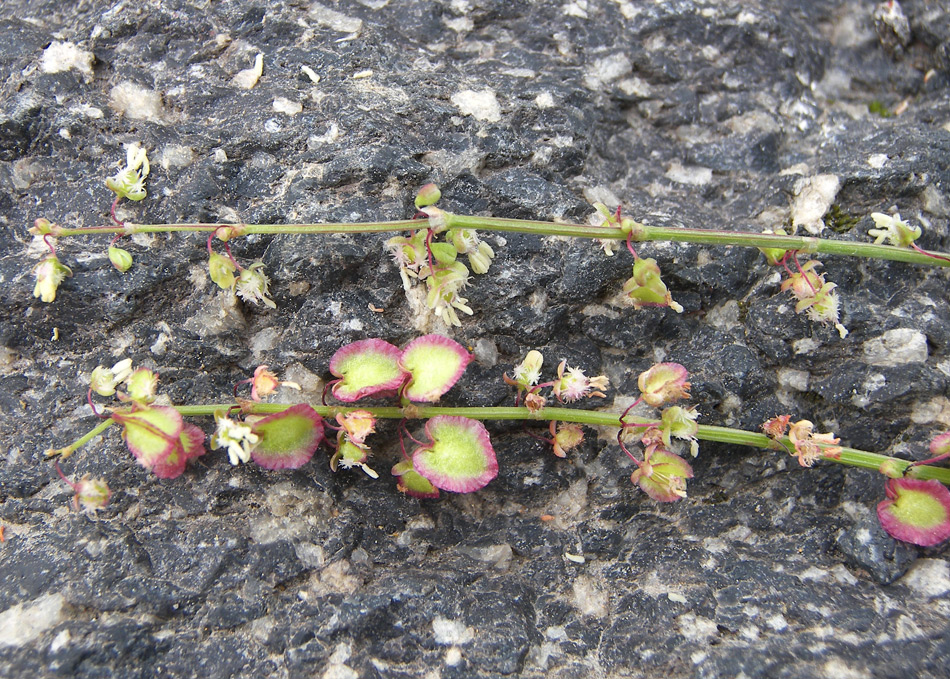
left=108, top=246, right=134, bottom=272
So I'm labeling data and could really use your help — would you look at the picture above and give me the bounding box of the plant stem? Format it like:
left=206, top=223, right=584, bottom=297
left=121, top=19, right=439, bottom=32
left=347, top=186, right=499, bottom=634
left=169, top=403, right=950, bottom=483
left=47, top=417, right=116, bottom=458
left=48, top=213, right=950, bottom=268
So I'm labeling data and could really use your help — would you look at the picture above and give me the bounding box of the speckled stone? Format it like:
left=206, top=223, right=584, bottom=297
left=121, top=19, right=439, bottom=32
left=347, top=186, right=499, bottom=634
left=1, top=1, right=949, bottom=678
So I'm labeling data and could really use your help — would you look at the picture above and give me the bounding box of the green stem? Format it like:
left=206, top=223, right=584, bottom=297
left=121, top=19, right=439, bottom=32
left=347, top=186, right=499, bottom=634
left=47, top=417, right=116, bottom=458
left=47, top=213, right=950, bottom=268
left=152, top=403, right=950, bottom=484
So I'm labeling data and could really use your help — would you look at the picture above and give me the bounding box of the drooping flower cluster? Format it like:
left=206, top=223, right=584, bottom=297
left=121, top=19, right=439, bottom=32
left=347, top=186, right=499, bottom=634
left=761, top=416, right=843, bottom=467
left=619, top=363, right=697, bottom=501
left=589, top=202, right=684, bottom=313
left=386, top=184, right=495, bottom=326
left=330, top=410, right=379, bottom=478
left=779, top=260, right=847, bottom=338
left=504, top=351, right=609, bottom=408
left=207, top=249, right=276, bottom=309
left=502, top=350, right=609, bottom=459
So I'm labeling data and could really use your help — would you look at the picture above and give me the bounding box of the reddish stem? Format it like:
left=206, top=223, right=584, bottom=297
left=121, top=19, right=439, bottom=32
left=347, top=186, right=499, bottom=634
left=618, top=399, right=643, bottom=426
left=43, top=235, right=57, bottom=256
left=911, top=243, right=950, bottom=264
left=54, top=461, right=78, bottom=490
left=791, top=252, right=818, bottom=295
left=224, top=241, right=242, bottom=271
left=87, top=389, right=110, bottom=420
left=626, top=230, right=638, bottom=259
left=616, top=430, right=643, bottom=467
left=522, top=425, right=554, bottom=445
left=110, top=197, right=124, bottom=226
left=398, top=422, right=412, bottom=461
left=425, top=228, right=436, bottom=275
left=910, top=452, right=950, bottom=469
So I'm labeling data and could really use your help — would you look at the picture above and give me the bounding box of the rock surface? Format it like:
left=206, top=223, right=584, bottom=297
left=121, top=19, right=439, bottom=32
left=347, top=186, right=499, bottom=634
left=1, top=1, right=949, bottom=677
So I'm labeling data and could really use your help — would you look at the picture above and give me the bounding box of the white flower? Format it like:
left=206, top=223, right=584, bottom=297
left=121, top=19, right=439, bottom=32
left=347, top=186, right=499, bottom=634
left=211, top=412, right=260, bottom=465
left=235, top=262, right=276, bottom=308
left=89, top=358, right=134, bottom=397
left=512, top=350, right=544, bottom=387
left=106, top=143, right=150, bottom=201
left=869, top=212, right=921, bottom=247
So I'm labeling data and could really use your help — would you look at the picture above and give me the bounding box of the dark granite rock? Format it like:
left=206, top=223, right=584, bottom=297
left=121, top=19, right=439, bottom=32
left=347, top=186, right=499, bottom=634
left=1, top=1, right=950, bottom=678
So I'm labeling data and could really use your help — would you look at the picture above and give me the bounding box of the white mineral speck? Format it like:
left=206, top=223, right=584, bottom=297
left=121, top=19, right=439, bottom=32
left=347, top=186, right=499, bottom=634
left=110, top=81, right=164, bottom=122
left=41, top=41, right=94, bottom=77
left=666, top=161, right=713, bottom=186
left=535, top=92, right=555, bottom=109
left=583, top=53, right=632, bottom=89
left=791, top=174, right=840, bottom=234
left=862, top=329, right=928, bottom=366
left=273, top=97, right=303, bottom=115
left=900, top=559, right=950, bottom=597
left=777, top=368, right=810, bottom=391
left=309, top=3, right=363, bottom=33
left=432, top=617, right=473, bottom=645
left=0, top=593, right=66, bottom=648
left=451, top=89, right=502, bottom=122
left=160, top=144, right=195, bottom=170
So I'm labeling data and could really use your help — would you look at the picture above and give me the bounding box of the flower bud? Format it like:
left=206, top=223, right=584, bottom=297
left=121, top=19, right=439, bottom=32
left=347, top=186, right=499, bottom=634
left=126, top=367, right=158, bottom=403
left=108, top=246, right=133, bottom=272
left=622, top=257, right=683, bottom=313
left=638, top=363, right=690, bottom=408
left=33, top=255, right=72, bottom=303
left=74, top=477, right=111, bottom=511
left=211, top=409, right=260, bottom=465
left=414, top=183, right=442, bottom=209
left=659, top=405, right=699, bottom=447
left=512, top=350, right=544, bottom=388
left=208, top=253, right=237, bottom=290
left=31, top=217, right=53, bottom=235
left=468, top=241, right=494, bottom=275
